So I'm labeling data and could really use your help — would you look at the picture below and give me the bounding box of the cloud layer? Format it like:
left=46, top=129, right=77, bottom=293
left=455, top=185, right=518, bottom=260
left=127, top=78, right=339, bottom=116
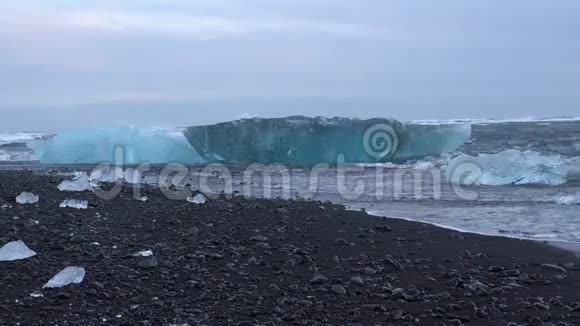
left=0, top=1, right=579, bottom=130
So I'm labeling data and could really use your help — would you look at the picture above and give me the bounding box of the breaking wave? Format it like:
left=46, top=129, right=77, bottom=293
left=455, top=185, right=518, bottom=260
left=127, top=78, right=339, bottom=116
left=447, top=150, right=580, bottom=186
left=549, top=193, right=580, bottom=205
left=0, top=132, right=51, bottom=162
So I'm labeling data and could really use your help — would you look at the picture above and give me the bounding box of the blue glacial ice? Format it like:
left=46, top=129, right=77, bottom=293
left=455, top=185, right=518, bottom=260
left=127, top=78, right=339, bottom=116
left=184, top=116, right=471, bottom=164
left=32, top=127, right=202, bottom=164
left=447, top=150, right=577, bottom=186
left=187, top=193, right=207, bottom=204
left=60, top=199, right=89, bottom=209
left=58, top=172, right=92, bottom=191
left=133, top=250, right=154, bottom=257
left=0, top=240, right=37, bottom=261
left=16, top=192, right=39, bottom=204
left=43, top=266, right=85, bottom=289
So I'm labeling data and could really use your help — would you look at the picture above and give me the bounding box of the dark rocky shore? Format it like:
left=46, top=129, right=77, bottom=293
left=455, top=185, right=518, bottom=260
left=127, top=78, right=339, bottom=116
left=1, top=170, right=580, bottom=326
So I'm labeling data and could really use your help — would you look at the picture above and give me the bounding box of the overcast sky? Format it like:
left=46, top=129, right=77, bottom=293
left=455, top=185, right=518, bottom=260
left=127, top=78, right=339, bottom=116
left=1, top=0, right=579, bottom=131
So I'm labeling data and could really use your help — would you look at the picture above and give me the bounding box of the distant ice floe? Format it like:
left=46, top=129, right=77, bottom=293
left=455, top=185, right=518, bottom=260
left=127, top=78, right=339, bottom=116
left=447, top=150, right=576, bottom=186
left=238, top=112, right=259, bottom=119
left=410, top=116, right=580, bottom=125
left=59, top=199, right=88, bottom=209
left=58, top=172, right=92, bottom=192
left=187, top=193, right=206, bottom=204
left=16, top=192, right=39, bottom=204
left=0, top=240, right=37, bottom=261
left=43, top=266, right=85, bottom=289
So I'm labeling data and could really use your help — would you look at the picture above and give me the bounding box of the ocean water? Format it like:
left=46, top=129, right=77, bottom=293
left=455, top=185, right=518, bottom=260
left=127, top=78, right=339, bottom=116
left=1, top=118, right=580, bottom=243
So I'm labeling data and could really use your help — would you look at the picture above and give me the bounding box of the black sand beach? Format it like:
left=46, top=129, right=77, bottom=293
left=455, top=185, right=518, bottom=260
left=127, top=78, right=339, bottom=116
left=1, top=170, right=580, bottom=325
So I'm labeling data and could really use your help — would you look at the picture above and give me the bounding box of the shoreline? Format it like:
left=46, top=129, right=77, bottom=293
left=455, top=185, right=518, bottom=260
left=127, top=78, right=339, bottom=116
left=360, top=209, right=580, bottom=257
left=1, top=169, right=580, bottom=325
left=3, top=162, right=580, bottom=251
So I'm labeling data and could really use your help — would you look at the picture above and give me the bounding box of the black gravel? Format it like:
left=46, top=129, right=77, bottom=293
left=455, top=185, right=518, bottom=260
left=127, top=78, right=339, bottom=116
left=1, top=170, right=580, bottom=326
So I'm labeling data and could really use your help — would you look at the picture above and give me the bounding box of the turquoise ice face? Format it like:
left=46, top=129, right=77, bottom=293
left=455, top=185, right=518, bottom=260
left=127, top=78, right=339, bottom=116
left=32, top=127, right=203, bottom=164
left=184, top=116, right=470, bottom=164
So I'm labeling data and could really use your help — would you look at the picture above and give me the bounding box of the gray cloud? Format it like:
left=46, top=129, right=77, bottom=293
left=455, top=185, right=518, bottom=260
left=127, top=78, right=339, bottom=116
left=0, top=0, right=579, bottom=131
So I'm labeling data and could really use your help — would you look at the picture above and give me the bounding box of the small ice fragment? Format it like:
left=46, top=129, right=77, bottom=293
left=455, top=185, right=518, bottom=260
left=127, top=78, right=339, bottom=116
left=30, top=290, right=43, bottom=298
left=137, top=196, right=148, bottom=202
left=90, top=166, right=125, bottom=184
left=58, top=172, right=92, bottom=192
left=187, top=193, right=206, bottom=205
left=0, top=240, right=37, bottom=261
left=133, top=250, right=153, bottom=257
left=43, top=266, right=85, bottom=289
left=59, top=199, right=88, bottom=209
left=16, top=192, right=39, bottom=204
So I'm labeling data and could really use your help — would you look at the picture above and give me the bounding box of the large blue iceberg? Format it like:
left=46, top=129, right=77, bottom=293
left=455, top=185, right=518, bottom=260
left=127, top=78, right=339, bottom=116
left=184, top=116, right=471, bottom=164
left=32, top=127, right=202, bottom=164
left=31, top=117, right=470, bottom=165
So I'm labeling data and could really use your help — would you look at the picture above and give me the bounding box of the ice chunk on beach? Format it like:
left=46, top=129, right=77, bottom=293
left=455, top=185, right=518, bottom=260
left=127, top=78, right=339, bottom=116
left=184, top=116, right=470, bottom=164
left=90, top=166, right=125, bottom=183
left=30, top=290, right=44, bottom=298
left=16, top=192, right=39, bottom=204
left=58, top=172, right=92, bottom=192
left=43, top=266, right=85, bottom=288
left=447, top=150, right=570, bottom=186
left=31, top=127, right=203, bottom=164
left=89, top=166, right=146, bottom=186
left=0, top=240, right=37, bottom=261
left=133, top=250, right=153, bottom=257
left=187, top=193, right=206, bottom=204
left=59, top=199, right=88, bottom=209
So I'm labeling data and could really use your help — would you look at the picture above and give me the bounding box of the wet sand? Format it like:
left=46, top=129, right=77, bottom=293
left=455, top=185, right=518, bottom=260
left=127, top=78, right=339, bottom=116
left=1, top=170, right=580, bottom=325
